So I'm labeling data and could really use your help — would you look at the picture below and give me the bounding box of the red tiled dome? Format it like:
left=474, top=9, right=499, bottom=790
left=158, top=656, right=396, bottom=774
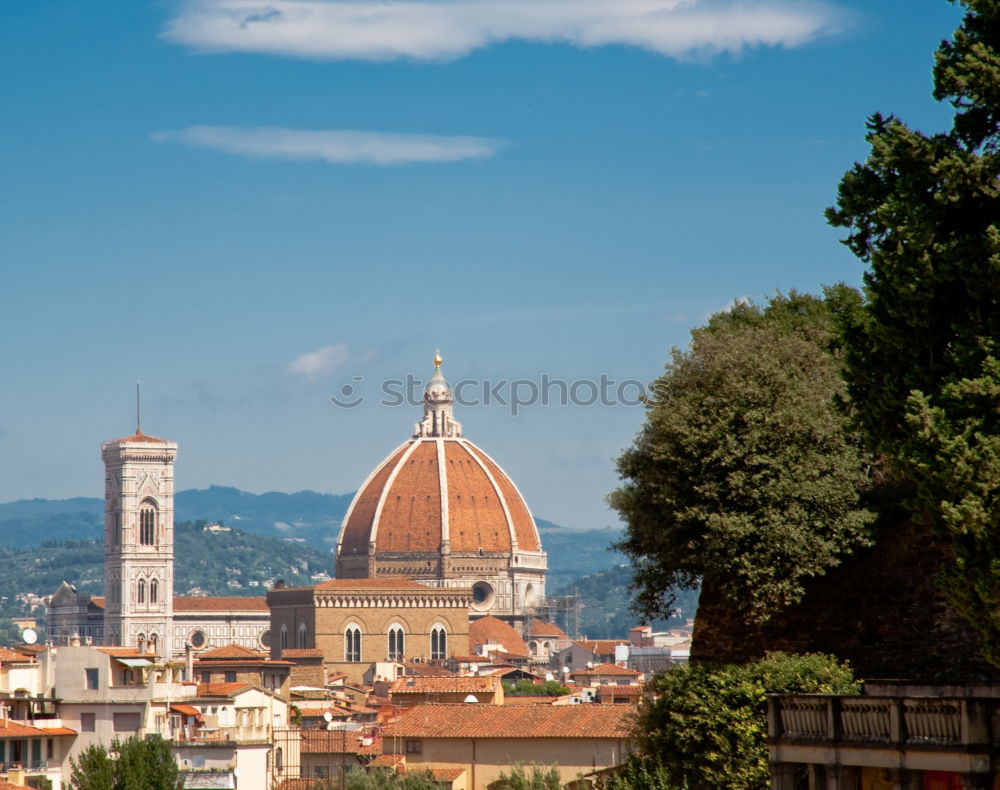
left=337, top=437, right=541, bottom=558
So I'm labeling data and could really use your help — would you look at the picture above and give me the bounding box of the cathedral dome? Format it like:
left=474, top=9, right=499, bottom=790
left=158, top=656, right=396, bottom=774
left=337, top=435, right=542, bottom=559
left=335, top=354, right=546, bottom=623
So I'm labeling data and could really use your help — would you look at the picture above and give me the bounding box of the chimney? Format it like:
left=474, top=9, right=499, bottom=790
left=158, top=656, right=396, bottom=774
left=70, top=633, right=81, bottom=647
left=8, top=767, right=26, bottom=786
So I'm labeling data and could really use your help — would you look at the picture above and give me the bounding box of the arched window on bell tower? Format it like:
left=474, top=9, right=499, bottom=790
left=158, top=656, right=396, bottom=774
left=137, top=579, right=146, bottom=604
left=139, top=500, right=157, bottom=546
left=150, top=579, right=158, bottom=604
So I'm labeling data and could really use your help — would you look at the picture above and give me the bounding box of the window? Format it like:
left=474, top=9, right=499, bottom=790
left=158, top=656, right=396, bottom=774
left=150, top=579, right=158, bottom=604
left=314, top=767, right=328, bottom=779
left=149, top=634, right=158, bottom=655
left=137, top=579, right=146, bottom=604
left=345, top=625, right=362, bottom=662
left=275, top=747, right=283, bottom=774
left=113, top=712, right=141, bottom=732
left=431, top=626, right=447, bottom=660
left=405, top=740, right=421, bottom=754
left=46, top=738, right=54, bottom=760
left=112, top=506, right=122, bottom=546
left=139, top=501, right=157, bottom=545
left=388, top=625, right=404, bottom=661
left=32, top=739, right=41, bottom=764
left=81, top=713, right=96, bottom=732
left=280, top=626, right=288, bottom=651
left=190, top=630, right=207, bottom=649
left=201, top=671, right=211, bottom=683
left=297, top=624, right=307, bottom=649
left=85, top=668, right=99, bottom=690
left=224, top=671, right=236, bottom=683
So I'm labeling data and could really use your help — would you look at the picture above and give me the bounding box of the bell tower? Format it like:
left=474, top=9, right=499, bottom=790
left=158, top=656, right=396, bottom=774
left=102, top=419, right=177, bottom=658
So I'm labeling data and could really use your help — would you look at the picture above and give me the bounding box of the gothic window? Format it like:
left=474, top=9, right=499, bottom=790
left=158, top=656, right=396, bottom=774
left=388, top=625, right=404, bottom=661
left=280, top=626, right=288, bottom=651
left=150, top=579, right=158, bottom=604
left=149, top=634, right=159, bottom=655
left=111, top=502, right=122, bottom=546
left=430, top=625, right=447, bottom=660
left=139, top=501, right=157, bottom=546
left=137, top=579, right=146, bottom=604
left=345, top=625, right=362, bottom=662
left=297, top=624, right=307, bottom=649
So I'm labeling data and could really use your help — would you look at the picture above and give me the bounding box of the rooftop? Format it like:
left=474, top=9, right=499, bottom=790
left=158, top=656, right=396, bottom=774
left=390, top=676, right=499, bottom=695
left=382, top=703, right=636, bottom=739
left=174, top=596, right=268, bottom=611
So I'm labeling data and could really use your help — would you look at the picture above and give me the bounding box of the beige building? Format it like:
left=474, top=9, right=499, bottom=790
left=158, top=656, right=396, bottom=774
left=335, top=356, right=547, bottom=627
left=380, top=703, right=634, bottom=790
left=268, top=579, right=470, bottom=686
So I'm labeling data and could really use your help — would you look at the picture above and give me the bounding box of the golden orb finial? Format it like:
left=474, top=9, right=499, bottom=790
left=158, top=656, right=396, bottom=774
left=433, top=349, right=443, bottom=370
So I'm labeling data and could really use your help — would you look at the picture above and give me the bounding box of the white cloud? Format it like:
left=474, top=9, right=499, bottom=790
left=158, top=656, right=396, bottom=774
left=289, top=344, right=351, bottom=379
left=162, top=0, right=850, bottom=62
left=151, top=126, right=505, bottom=165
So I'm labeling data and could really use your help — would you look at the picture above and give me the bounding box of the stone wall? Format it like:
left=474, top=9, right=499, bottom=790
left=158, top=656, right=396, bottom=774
left=692, top=518, right=999, bottom=681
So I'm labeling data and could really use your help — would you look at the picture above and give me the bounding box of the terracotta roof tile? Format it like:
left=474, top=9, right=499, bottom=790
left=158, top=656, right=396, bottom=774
left=337, top=437, right=544, bottom=560
left=469, top=616, right=529, bottom=656
left=463, top=443, right=540, bottom=552
left=390, top=676, right=499, bottom=695
left=280, top=648, right=325, bottom=659
left=0, top=647, right=33, bottom=663
left=383, top=704, right=636, bottom=739
left=430, top=769, right=466, bottom=782
left=174, top=596, right=268, bottom=611
left=341, top=444, right=410, bottom=556
left=0, top=721, right=57, bottom=738
left=369, top=755, right=404, bottom=768
left=197, top=682, right=254, bottom=697
left=529, top=620, right=567, bottom=639
left=0, top=781, right=32, bottom=790
left=198, top=644, right=268, bottom=660
left=301, top=730, right=370, bottom=755
left=571, top=664, right=640, bottom=677
left=113, top=430, right=168, bottom=444
left=378, top=441, right=442, bottom=553
left=90, top=596, right=106, bottom=609
left=445, top=442, right=509, bottom=553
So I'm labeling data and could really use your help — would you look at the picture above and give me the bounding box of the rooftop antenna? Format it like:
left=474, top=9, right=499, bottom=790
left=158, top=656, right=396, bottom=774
left=136, top=381, right=141, bottom=434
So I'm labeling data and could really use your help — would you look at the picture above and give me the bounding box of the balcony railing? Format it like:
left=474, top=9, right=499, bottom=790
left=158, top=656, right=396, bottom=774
left=769, top=695, right=991, bottom=749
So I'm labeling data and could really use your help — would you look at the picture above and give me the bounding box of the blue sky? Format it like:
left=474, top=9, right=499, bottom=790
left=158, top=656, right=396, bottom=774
left=0, top=0, right=965, bottom=530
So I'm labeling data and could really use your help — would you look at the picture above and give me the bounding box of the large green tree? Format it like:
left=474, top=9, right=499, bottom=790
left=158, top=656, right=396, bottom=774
left=827, top=0, right=1000, bottom=662
left=609, top=290, right=874, bottom=625
left=69, top=737, right=180, bottom=790
left=631, top=652, right=859, bottom=790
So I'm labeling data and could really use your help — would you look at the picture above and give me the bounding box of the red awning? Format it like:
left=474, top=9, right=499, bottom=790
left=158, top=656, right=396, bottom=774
left=171, top=704, right=202, bottom=717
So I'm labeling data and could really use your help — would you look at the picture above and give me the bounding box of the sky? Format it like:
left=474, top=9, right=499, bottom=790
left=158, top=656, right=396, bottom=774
left=0, top=0, right=967, bottom=531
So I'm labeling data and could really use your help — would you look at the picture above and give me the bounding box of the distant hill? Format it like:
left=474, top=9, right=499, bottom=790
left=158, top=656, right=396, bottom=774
left=0, top=490, right=619, bottom=582
left=0, top=520, right=331, bottom=611
left=553, top=564, right=700, bottom=640
left=0, top=491, right=673, bottom=644
left=0, top=487, right=353, bottom=550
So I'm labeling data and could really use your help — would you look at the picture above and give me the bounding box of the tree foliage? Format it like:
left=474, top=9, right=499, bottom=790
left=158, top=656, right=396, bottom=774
left=827, top=0, right=1000, bottom=662
left=492, top=765, right=563, bottom=790
left=502, top=679, right=570, bottom=697
left=70, top=737, right=179, bottom=790
left=633, top=653, right=859, bottom=790
left=343, top=768, right=440, bottom=790
left=609, top=290, right=874, bottom=624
